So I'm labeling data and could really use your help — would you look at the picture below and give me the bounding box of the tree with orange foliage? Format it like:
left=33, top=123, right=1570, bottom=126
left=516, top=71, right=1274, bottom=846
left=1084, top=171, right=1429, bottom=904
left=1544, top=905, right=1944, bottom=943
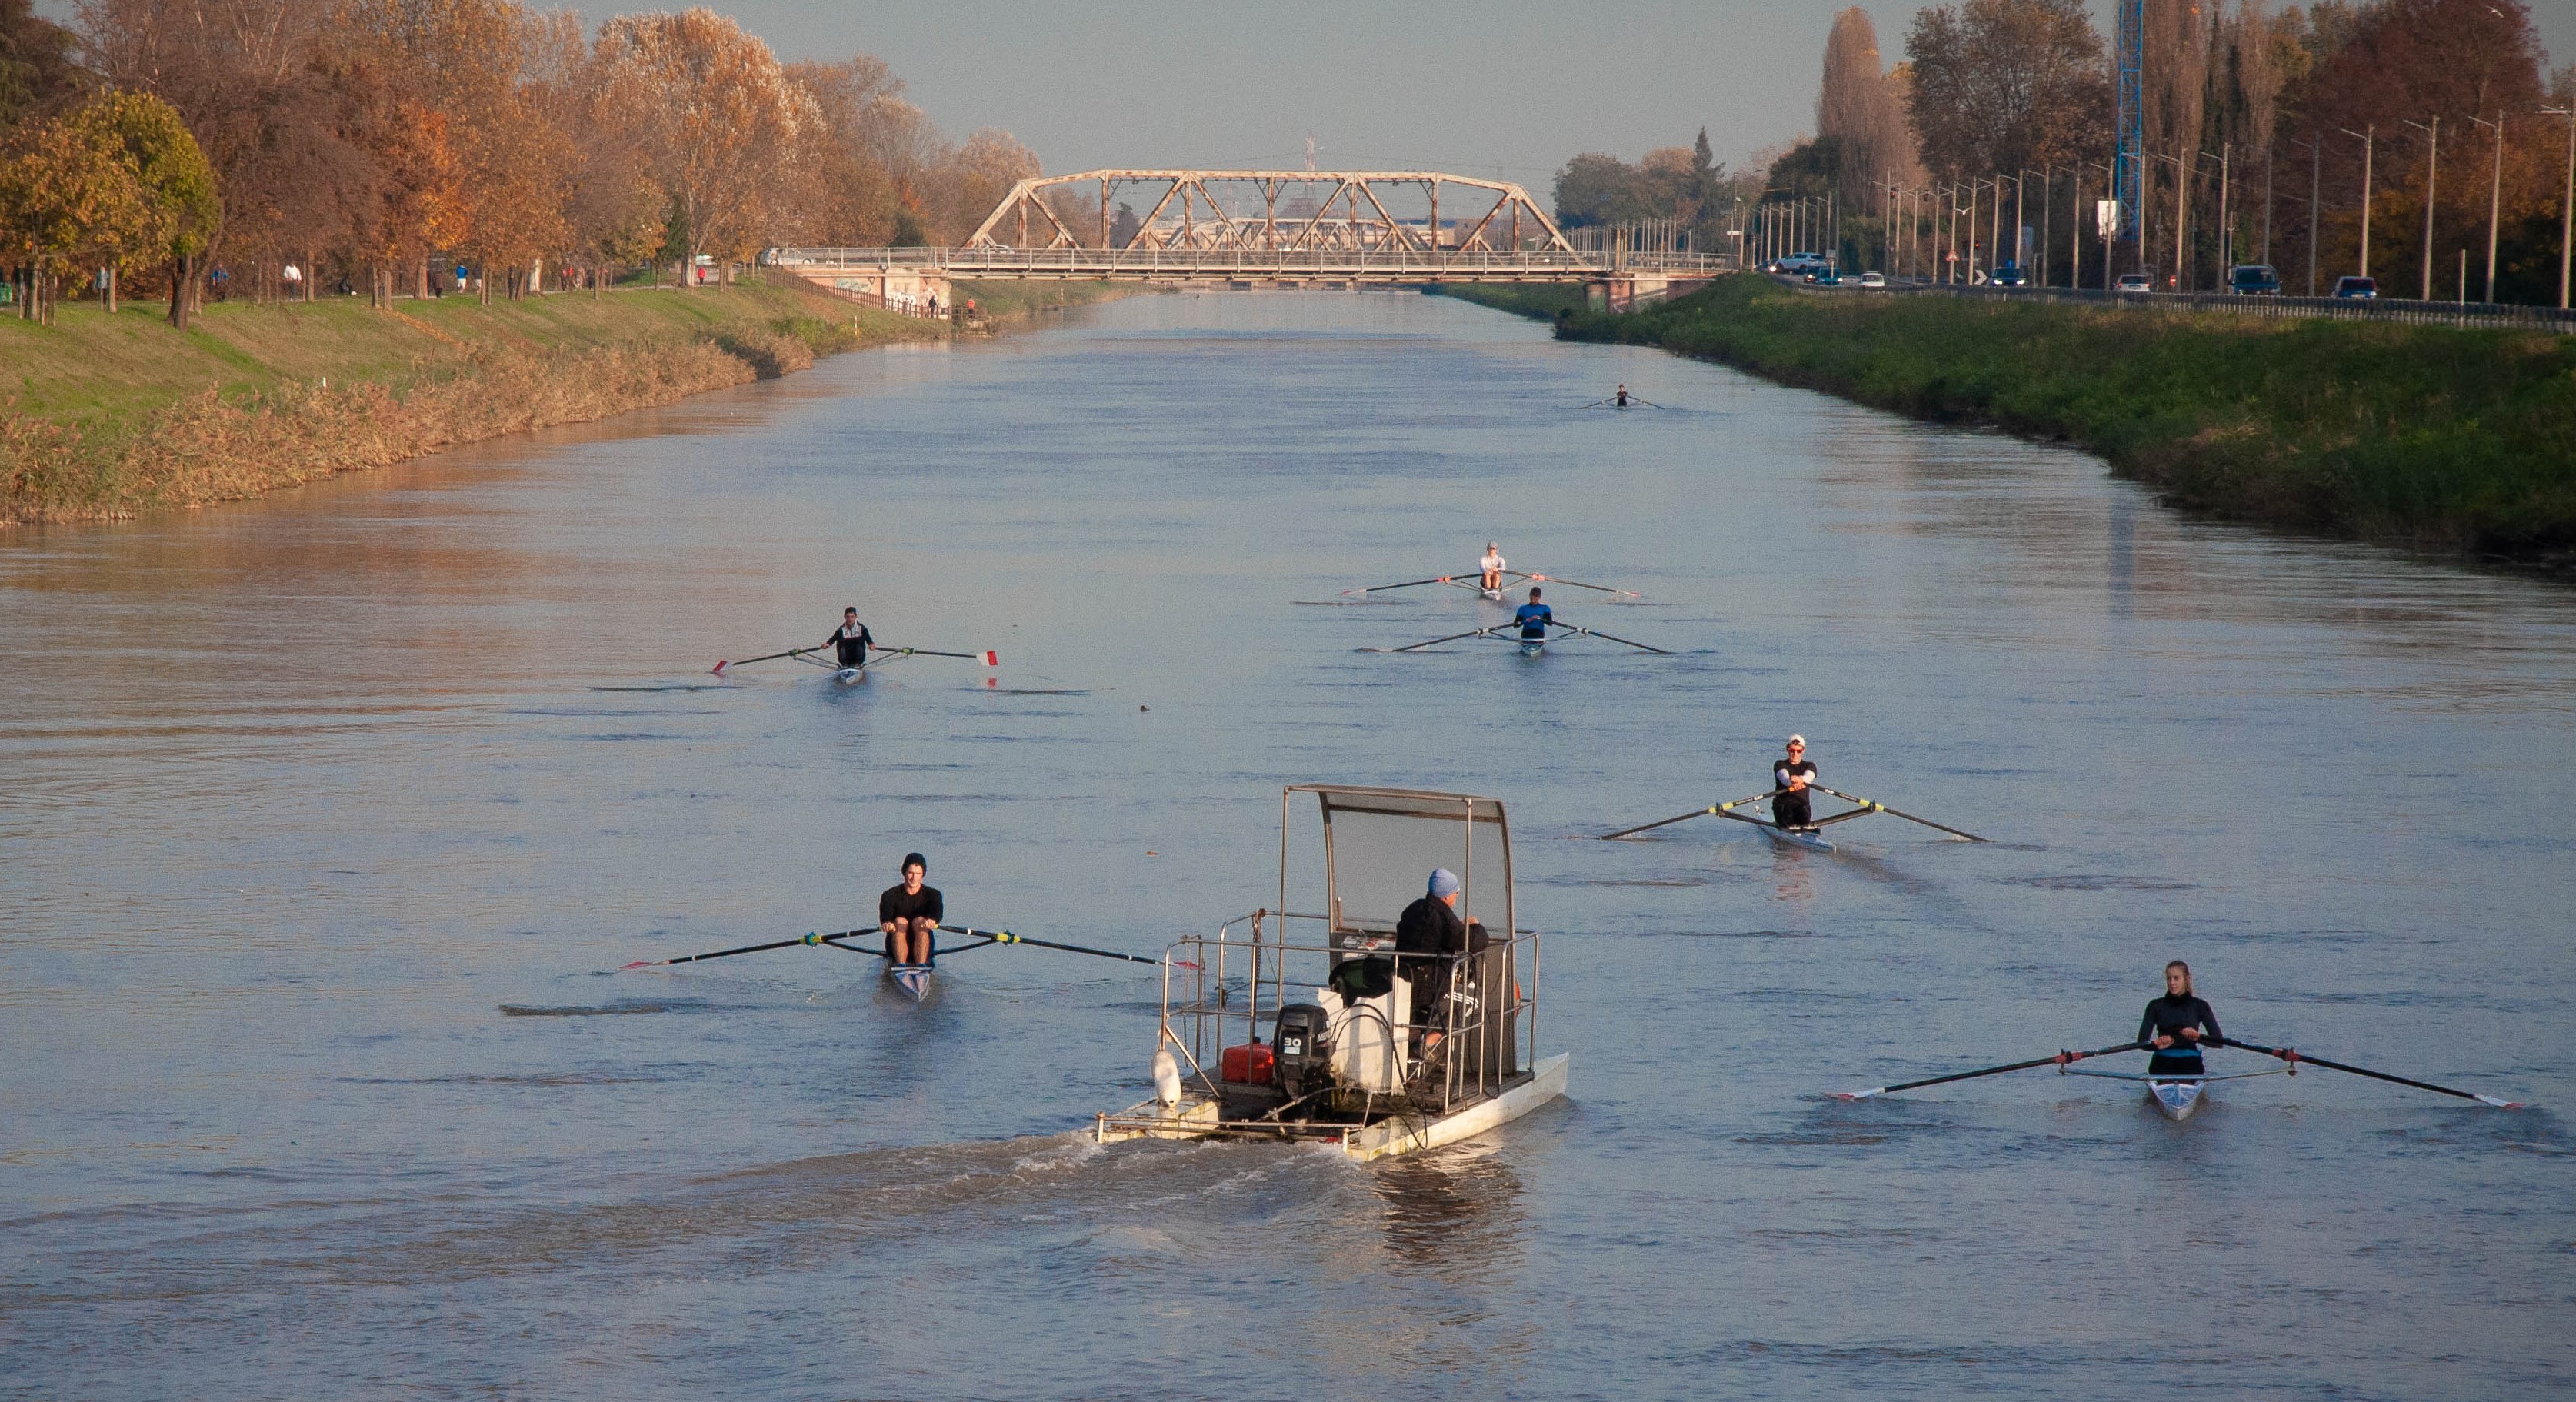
left=594, top=8, right=815, bottom=286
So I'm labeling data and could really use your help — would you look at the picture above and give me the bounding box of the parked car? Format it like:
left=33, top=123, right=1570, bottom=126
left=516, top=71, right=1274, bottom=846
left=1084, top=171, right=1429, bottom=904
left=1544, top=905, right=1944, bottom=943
left=1990, top=262, right=2028, bottom=288
left=2228, top=264, right=2282, bottom=295
left=2332, top=275, right=2378, bottom=299
left=1858, top=271, right=1887, bottom=288
left=2114, top=271, right=2155, bottom=292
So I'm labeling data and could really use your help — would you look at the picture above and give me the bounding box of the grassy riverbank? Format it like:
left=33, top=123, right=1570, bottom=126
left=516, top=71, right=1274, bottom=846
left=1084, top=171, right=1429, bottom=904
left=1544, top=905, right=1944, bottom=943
left=1, top=275, right=937, bottom=526
left=1449, top=276, right=2576, bottom=560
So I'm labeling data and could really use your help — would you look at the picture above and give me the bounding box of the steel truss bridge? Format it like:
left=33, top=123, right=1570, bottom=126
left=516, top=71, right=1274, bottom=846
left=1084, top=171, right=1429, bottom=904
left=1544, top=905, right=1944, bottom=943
left=770, top=169, right=1728, bottom=288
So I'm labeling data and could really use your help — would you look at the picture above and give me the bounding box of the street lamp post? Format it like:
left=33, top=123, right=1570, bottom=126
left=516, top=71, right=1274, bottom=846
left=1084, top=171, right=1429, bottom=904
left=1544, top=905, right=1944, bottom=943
left=2468, top=112, right=2503, bottom=304
left=2339, top=125, right=2375, bottom=279
left=2549, top=106, right=2575, bottom=310
left=2402, top=115, right=2438, bottom=301
left=2208, top=146, right=2231, bottom=275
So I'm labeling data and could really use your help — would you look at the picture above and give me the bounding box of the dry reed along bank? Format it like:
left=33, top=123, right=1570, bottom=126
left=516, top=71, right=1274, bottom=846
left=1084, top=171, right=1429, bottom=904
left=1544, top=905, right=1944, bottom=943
left=1448, top=277, right=2576, bottom=561
left=1, top=274, right=936, bottom=526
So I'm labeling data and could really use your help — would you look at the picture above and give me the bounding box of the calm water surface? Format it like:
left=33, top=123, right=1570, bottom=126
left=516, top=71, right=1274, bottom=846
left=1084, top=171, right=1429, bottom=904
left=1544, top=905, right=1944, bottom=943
left=4, top=292, right=2573, bottom=1399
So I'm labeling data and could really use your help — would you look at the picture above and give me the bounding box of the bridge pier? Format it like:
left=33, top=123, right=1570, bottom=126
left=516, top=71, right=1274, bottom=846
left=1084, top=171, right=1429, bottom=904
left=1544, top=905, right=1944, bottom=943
left=1591, top=274, right=1716, bottom=313
left=789, top=264, right=953, bottom=318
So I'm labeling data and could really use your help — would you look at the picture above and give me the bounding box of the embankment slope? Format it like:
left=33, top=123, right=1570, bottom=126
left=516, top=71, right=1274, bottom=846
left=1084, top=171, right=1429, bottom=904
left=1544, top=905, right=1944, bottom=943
left=2, top=275, right=1081, bottom=526
left=1451, top=277, right=2576, bottom=561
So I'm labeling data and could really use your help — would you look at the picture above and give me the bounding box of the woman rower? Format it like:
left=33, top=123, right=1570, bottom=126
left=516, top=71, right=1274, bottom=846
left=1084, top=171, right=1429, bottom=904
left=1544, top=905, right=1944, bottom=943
left=1479, top=541, right=1506, bottom=594
left=2138, top=960, right=2224, bottom=1075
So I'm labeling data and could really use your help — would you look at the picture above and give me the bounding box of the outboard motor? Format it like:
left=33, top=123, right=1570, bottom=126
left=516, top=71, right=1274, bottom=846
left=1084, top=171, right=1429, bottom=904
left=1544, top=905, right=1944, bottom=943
left=1272, top=1003, right=1331, bottom=1098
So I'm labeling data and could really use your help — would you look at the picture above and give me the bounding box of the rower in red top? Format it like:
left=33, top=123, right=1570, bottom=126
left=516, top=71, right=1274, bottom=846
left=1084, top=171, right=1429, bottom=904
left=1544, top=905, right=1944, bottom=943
left=2138, top=960, right=2224, bottom=1077
left=879, top=852, right=942, bottom=965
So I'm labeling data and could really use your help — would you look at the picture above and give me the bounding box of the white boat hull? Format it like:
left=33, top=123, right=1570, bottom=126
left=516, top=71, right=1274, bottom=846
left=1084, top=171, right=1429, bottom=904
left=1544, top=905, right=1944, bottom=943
left=886, top=964, right=932, bottom=1001
left=1096, top=1053, right=1570, bottom=1163
left=1761, top=824, right=1835, bottom=853
left=2147, top=1077, right=2205, bottom=1120
left=834, top=667, right=865, bottom=684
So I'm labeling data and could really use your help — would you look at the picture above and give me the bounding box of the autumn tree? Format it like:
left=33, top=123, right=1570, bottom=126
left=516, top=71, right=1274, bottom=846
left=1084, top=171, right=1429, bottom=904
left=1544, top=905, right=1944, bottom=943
left=595, top=8, right=815, bottom=285
left=1819, top=8, right=1923, bottom=199
left=1905, top=0, right=2112, bottom=182
left=0, top=89, right=214, bottom=323
left=0, top=0, right=84, bottom=128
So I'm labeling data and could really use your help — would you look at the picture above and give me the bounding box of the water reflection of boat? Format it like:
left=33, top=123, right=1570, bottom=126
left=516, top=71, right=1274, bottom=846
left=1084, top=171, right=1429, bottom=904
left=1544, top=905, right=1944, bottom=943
left=1096, top=785, right=1569, bottom=1163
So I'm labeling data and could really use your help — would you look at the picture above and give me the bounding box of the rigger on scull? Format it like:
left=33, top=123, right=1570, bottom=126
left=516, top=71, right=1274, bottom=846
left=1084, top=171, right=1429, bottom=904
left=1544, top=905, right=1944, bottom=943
left=707, top=606, right=998, bottom=683
left=1829, top=961, right=2526, bottom=1120
left=1598, top=735, right=1988, bottom=847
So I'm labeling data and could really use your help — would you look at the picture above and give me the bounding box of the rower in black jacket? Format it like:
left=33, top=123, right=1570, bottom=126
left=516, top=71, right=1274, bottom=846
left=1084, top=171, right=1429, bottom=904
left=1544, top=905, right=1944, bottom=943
left=822, top=607, right=875, bottom=669
left=2138, top=960, right=2224, bottom=1077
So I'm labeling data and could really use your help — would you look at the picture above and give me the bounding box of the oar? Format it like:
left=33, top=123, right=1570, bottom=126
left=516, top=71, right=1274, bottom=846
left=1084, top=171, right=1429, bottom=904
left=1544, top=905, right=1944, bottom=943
left=622, top=927, right=866, bottom=968
left=1525, top=574, right=1642, bottom=598
left=970, top=927, right=1165, bottom=966
left=1832, top=1041, right=2148, bottom=1101
left=879, top=646, right=1001, bottom=665
left=2224, top=1040, right=2524, bottom=1109
left=1811, top=786, right=1989, bottom=842
left=1361, top=625, right=1507, bottom=654
left=1547, top=620, right=1670, bottom=654
left=1601, top=791, right=1781, bottom=840
left=1339, top=574, right=1471, bottom=598
left=711, top=647, right=811, bottom=676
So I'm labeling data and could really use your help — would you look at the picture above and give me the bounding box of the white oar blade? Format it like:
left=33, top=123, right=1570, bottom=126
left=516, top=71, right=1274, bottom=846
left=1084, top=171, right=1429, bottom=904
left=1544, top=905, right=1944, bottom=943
left=1831, top=1087, right=1883, bottom=1101
left=2475, top=1094, right=2526, bottom=1110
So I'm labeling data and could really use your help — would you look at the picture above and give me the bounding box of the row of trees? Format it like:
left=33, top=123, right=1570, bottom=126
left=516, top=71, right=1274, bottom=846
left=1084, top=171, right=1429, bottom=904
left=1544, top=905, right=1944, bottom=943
left=1757, top=0, right=2572, bottom=304
left=1551, top=131, right=1748, bottom=251
left=0, top=0, right=1041, bottom=326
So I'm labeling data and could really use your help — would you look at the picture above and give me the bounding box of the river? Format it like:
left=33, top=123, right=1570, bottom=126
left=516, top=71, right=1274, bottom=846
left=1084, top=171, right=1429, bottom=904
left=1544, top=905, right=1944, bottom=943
left=4, top=290, right=2572, bottom=1399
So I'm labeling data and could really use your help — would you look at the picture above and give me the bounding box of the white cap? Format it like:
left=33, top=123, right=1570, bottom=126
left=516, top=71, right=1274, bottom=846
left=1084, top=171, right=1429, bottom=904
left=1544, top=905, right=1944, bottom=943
left=1787, top=734, right=1805, bottom=747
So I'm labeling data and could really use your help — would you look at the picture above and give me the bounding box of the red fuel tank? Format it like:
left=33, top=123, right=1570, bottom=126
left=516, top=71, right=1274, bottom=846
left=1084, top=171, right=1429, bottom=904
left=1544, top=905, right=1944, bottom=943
left=1220, top=1042, right=1275, bottom=1085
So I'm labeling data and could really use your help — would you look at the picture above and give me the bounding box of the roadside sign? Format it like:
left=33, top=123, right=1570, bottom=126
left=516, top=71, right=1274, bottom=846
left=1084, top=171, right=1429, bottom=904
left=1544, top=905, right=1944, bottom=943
left=2096, top=199, right=2122, bottom=235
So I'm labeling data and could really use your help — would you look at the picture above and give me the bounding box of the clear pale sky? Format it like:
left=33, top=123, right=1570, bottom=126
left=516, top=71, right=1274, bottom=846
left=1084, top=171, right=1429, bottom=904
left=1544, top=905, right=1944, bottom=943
left=616, top=0, right=2571, bottom=185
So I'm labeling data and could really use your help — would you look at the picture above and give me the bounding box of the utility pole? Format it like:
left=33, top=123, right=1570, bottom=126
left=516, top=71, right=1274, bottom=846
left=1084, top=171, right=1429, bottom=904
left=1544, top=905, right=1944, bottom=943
left=2318, top=135, right=2338, bottom=296
left=2469, top=112, right=2504, bottom=304
left=2550, top=106, right=2575, bottom=310
left=2212, top=147, right=2230, bottom=273
left=2341, top=125, right=2374, bottom=279
left=2403, top=116, right=2438, bottom=301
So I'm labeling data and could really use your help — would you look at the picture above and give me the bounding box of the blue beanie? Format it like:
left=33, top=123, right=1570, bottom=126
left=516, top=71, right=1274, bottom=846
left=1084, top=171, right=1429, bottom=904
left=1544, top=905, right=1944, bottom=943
left=1428, top=868, right=1461, bottom=899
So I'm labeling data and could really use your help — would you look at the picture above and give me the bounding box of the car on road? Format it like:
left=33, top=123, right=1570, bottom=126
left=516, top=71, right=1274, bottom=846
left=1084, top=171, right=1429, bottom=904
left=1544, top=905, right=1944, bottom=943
left=2332, top=275, right=2378, bottom=299
left=1858, top=271, right=1887, bottom=288
left=1989, top=263, right=2028, bottom=288
left=2228, top=264, right=2282, bottom=295
left=2114, top=272, right=2155, bottom=293
left=1805, top=268, right=1844, bottom=286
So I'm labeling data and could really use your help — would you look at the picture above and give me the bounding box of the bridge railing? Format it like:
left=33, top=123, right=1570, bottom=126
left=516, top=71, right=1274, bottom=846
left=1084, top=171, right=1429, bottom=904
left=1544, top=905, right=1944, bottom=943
left=766, top=246, right=1732, bottom=281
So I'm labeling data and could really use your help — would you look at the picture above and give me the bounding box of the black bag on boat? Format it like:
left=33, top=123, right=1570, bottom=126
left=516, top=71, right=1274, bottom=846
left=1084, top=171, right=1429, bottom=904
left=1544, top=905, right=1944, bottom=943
left=1329, top=955, right=1394, bottom=1001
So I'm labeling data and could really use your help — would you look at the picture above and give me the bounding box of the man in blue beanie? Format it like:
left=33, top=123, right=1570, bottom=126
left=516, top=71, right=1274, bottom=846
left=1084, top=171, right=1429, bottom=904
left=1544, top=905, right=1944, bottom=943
left=1395, top=868, right=1472, bottom=1048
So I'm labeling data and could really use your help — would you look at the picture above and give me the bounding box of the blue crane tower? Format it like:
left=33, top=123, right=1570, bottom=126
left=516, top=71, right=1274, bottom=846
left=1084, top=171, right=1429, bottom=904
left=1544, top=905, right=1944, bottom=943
left=2114, top=0, right=2144, bottom=265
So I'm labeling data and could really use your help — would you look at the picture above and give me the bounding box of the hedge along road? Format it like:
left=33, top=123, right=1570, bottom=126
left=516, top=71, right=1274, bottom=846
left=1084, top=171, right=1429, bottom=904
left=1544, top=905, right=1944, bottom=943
left=2, top=289, right=2571, bottom=1398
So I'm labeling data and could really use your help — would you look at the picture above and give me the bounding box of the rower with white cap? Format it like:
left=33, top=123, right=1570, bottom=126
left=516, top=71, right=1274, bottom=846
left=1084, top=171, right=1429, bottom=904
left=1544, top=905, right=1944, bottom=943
left=1478, top=542, right=1506, bottom=594
left=1772, top=735, right=1818, bottom=831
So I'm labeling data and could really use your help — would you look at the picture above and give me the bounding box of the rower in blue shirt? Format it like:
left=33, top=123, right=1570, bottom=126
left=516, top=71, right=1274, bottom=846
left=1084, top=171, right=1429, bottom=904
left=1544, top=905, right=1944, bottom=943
left=1513, top=587, right=1552, bottom=645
